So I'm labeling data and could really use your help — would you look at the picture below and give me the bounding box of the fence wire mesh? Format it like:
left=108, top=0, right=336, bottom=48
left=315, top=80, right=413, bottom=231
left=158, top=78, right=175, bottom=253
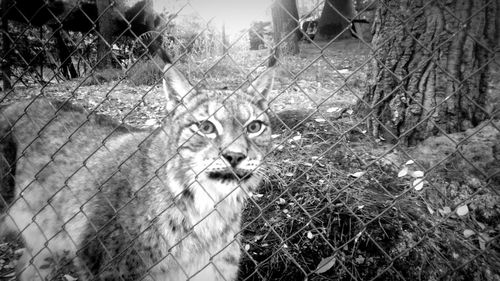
left=0, top=0, right=499, bottom=280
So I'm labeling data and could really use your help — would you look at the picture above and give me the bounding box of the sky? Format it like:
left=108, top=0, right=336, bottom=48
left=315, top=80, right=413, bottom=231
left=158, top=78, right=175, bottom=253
left=153, top=0, right=273, bottom=34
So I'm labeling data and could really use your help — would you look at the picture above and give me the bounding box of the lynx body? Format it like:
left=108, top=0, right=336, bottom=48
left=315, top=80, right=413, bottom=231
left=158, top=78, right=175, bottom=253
left=0, top=65, right=275, bottom=281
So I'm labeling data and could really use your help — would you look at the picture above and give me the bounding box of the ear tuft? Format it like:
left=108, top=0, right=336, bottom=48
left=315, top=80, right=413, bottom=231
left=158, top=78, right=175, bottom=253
left=162, top=64, right=192, bottom=113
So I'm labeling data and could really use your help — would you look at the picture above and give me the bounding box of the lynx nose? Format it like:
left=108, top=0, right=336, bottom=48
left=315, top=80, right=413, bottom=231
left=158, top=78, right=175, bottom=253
left=222, top=151, right=246, bottom=167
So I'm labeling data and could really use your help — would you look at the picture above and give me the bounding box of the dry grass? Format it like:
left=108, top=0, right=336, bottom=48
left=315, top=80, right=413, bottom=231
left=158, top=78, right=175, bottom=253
left=238, top=111, right=500, bottom=280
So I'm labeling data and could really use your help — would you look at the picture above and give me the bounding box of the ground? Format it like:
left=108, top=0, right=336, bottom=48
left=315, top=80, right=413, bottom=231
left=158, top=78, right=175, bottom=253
left=1, top=39, right=499, bottom=281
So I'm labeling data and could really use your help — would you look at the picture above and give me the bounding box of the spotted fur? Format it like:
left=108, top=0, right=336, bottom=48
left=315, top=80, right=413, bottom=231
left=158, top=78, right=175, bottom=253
left=0, top=65, right=275, bottom=281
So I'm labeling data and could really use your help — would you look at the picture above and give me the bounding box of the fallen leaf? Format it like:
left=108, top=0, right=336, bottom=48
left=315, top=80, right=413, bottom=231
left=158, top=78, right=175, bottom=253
left=463, top=229, right=475, bottom=238
left=405, top=160, right=415, bottom=165
left=398, top=166, right=408, bottom=177
left=355, top=256, right=365, bottom=264
left=253, top=235, right=264, bottom=242
left=354, top=231, right=363, bottom=242
left=413, top=178, right=424, bottom=191
left=456, top=205, right=469, bottom=216
left=14, top=248, right=26, bottom=256
left=426, top=204, right=434, bottom=214
left=441, top=206, right=452, bottom=214
left=315, top=118, right=326, bottom=123
left=315, top=256, right=336, bottom=274
left=64, top=274, right=78, bottom=281
left=326, top=107, right=341, bottom=113
left=144, top=119, right=156, bottom=126
left=479, top=240, right=485, bottom=250
left=478, top=233, right=492, bottom=250
left=349, top=171, right=366, bottom=178
left=409, top=171, right=424, bottom=178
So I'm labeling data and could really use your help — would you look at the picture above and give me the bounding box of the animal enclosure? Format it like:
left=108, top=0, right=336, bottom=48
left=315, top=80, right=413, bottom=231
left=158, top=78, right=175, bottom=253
left=1, top=0, right=499, bottom=280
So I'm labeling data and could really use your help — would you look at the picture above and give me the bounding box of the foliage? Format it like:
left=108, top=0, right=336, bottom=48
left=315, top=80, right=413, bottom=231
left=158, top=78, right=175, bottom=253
left=3, top=22, right=101, bottom=85
left=249, top=21, right=273, bottom=50
left=126, top=59, right=164, bottom=86
left=160, top=15, right=222, bottom=59
left=80, top=68, right=125, bottom=86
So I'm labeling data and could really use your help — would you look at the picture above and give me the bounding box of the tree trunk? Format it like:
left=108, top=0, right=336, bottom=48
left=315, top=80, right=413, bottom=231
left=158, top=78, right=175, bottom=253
left=95, top=0, right=114, bottom=69
left=53, top=29, right=78, bottom=79
left=358, top=0, right=498, bottom=146
left=316, top=0, right=354, bottom=41
left=221, top=22, right=228, bottom=54
left=271, top=0, right=299, bottom=57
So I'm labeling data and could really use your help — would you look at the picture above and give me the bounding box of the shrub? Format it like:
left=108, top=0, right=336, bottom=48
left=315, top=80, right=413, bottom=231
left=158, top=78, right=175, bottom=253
left=127, top=59, right=164, bottom=86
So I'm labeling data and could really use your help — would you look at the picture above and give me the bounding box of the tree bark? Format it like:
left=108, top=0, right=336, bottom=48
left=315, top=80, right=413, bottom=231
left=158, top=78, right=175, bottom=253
left=358, top=0, right=498, bottom=146
left=95, top=0, right=115, bottom=69
left=271, top=0, right=299, bottom=57
left=53, top=29, right=78, bottom=79
left=221, top=22, right=228, bottom=54
left=316, top=0, right=354, bottom=41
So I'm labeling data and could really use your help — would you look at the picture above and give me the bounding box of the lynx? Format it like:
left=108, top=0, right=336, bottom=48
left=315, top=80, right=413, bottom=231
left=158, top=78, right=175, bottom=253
left=0, top=64, right=275, bottom=281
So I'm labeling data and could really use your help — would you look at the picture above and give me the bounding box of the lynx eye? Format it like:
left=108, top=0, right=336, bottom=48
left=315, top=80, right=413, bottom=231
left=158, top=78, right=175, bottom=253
left=189, top=120, right=218, bottom=139
left=198, top=121, right=216, bottom=134
left=246, top=120, right=266, bottom=137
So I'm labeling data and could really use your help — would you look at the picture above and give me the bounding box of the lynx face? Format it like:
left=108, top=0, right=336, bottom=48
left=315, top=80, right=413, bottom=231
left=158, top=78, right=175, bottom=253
left=0, top=64, right=276, bottom=281
left=162, top=66, right=275, bottom=206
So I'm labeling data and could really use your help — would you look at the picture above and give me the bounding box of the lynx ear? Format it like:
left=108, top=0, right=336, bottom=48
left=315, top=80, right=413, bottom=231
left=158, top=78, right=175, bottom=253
left=247, top=68, right=276, bottom=109
left=162, top=64, right=192, bottom=113
left=246, top=68, right=276, bottom=99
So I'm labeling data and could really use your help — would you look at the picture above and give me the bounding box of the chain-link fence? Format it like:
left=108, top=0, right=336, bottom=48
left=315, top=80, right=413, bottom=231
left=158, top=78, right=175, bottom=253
left=1, top=0, right=499, bottom=280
